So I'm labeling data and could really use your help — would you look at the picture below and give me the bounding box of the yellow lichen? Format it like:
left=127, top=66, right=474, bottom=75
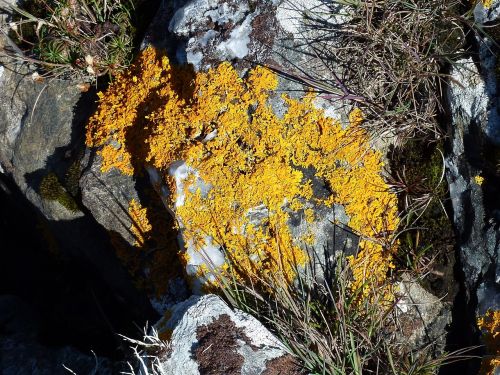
left=478, top=310, right=500, bottom=375
left=124, top=196, right=182, bottom=297
left=87, top=47, right=399, bottom=293
left=482, top=0, right=493, bottom=8
left=475, top=175, right=485, bottom=186
left=128, top=199, right=153, bottom=247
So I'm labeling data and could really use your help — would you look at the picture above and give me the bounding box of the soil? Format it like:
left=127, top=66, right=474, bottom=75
left=263, top=355, right=306, bottom=375
left=194, top=314, right=247, bottom=375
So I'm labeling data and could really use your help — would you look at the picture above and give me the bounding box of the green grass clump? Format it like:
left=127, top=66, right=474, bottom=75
left=2, top=0, right=137, bottom=81
left=39, top=172, right=79, bottom=212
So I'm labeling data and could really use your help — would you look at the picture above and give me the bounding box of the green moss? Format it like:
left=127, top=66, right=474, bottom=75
left=390, top=139, right=453, bottom=271
left=39, top=172, right=79, bottom=213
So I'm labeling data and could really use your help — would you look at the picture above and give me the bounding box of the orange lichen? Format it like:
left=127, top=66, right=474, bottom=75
left=128, top=199, right=153, bottom=247
left=156, top=310, right=173, bottom=342
left=86, top=47, right=185, bottom=175
left=482, top=0, right=493, bottom=8
left=87, top=47, right=399, bottom=292
left=110, top=195, right=182, bottom=299
left=478, top=310, right=500, bottom=374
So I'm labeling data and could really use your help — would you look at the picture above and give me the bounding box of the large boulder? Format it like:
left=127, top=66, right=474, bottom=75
left=0, top=5, right=159, bottom=366
left=137, top=0, right=396, bottom=293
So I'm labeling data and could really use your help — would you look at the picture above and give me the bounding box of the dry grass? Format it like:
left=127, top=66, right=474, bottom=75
left=275, top=0, right=467, bottom=144
left=215, top=248, right=473, bottom=375
left=120, top=326, right=171, bottom=375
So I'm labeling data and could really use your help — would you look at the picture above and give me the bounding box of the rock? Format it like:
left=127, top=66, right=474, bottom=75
left=155, top=294, right=303, bottom=375
left=143, top=0, right=395, bottom=292
left=446, top=53, right=500, bottom=374
left=80, top=151, right=140, bottom=246
left=395, top=274, right=451, bottom=352
left=80, top=152, right=190, bottom=314
left=168, top=0, right=276, bottom=71
left=472, top=0, right=500, bottom=147
left=446, top=60, right=500, bottom=314
left=0, top=295, right=116, bottom=375
left=0, top=4, right=159, bottom=350
left=0, top=62, right=155, bottom=317
left=0, top=64, right=86, bottom=221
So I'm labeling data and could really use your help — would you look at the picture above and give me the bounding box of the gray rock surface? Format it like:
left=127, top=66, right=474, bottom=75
left=446, top=47, right=500, bottom=315
left=80, top=151, right=140, bottom=246
left=0, top=3, right=158, bottom=355
left=0, top=64, right=85, bottom=221
left=155, top=294, right=297, bottom=375
left=395, top=274, right=451, bottom=351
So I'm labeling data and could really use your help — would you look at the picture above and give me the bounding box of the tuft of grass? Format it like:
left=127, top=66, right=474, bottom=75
left=274, top=0, right=468, bottom=143
left=213, top=247, right=474, bottom=375
left=0, top=0, right=137, bottom=81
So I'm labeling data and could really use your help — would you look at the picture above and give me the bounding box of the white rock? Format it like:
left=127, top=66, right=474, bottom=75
left=186, top=50, right=204, bottom=71
left=448, top=58, right=489, bottom=135
left=169, top=0, right=249, bottom=36
left=216, top=14, right=253, bottom=59
left=395, top=274, right=450, bottom=347
left=156, top=294, right=289, bottom=375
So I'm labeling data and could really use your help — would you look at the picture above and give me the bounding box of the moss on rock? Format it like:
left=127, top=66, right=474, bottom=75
left=39, top=172, right=79, bottom=213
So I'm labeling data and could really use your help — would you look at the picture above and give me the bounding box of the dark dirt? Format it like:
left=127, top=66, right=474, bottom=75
left=263, top=354, right=306, bottom=375
left=194, top=314, right=246, bottom=375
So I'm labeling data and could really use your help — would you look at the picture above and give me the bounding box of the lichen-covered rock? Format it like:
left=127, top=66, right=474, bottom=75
left=155, top=294, right=303, bottom=375
left=86, top=47, right=399, bottom=296
left=80, top=151, right=190, bottom=314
